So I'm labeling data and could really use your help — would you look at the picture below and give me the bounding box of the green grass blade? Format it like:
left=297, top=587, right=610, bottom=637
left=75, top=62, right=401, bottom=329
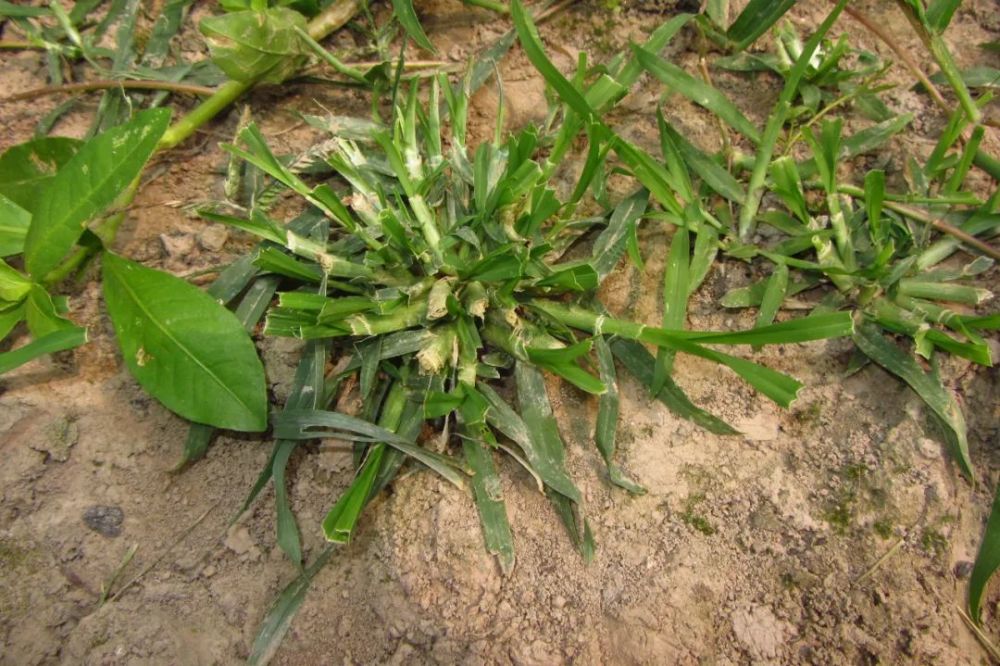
left=659, top=123, right=745, bottom=203
left=592, top=189, right=649, bottom=282
left=756, top=263, right=789, bottom=329
left=688, top=224, right=719, bottom=295
left=738, top=0, right=847, bottom=239
left=247, top=546, right=334, bottom=666
left=391, top=0, right=436, bottom=52
left=323, top=445, right=385, bottom=543
left=681, top=311, right=854, bottom=345
left=173, top=423, right=215, bottom=472
left=273, top=440, right=303, bottom=565
left=594, top=336, right=645, bottom=493
left=273, top=409, right=465, bottom=487
left=970, top=484, right=1000, bottom=623
left=653, top=225, right=690, bottom=392
left=727, top=0, right=795, bottom=49
left=510, top=0, right=593, bottom=119
left=613, top=139, right=685, bottom=216
left=548, top=488, right=595, bottom=562
left=463, top=432, right=516, bottom=574
left=479, top=383, right=582, bottom=501
left=609, top=337, right=738, bottom=435
left=634, top=45, right=760, bottom=144
left=615, top=13, right=695, bottom=88
left=853, top=321, right=972, bottom=478
left=142, top=0, right=193, bottom=66
left=0, top=326, right=88, bottom=375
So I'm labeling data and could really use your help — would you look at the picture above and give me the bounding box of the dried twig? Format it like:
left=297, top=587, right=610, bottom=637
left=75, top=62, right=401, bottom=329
left=3, top=79, right=216, bottom=104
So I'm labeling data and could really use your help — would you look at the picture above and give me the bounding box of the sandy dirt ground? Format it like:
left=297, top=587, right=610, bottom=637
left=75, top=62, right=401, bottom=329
left=1, top=0, right=999, bottom=664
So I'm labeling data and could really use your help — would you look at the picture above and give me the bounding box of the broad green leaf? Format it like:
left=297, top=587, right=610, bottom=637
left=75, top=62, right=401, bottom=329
left=0, top=137, right=80, bottom=210
left=852, top=321, right=972, bottom=478
left=634, top=45, right=761, bottom=144
left=0, top=327, right=88, bottom=375
left=391, top=0, right=436, bottom=53
left=199, top=8, right=307, bottom=83
left=102, top=253, right=268, bottom=432
left=0, top=194, right=30, bottom=257
left=25, top=285, right=77, bottom=338
left=24, top=109, right=170, bottom=279
left=969, top=484, right=1000, bottom=623
left=0, top=302, right=24, bottom=342
left=0, top=259, right=31, bottom=302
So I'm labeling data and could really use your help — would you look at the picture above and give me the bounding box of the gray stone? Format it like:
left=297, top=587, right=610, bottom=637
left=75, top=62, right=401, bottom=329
left=83, top=505, right=124, bottom=538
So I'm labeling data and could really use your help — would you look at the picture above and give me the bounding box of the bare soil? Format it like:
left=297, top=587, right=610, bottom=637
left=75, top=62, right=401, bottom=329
left=1, top=1, right=999, bottom=664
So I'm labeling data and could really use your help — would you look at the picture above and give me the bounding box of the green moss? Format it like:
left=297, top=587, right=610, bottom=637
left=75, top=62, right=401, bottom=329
left=0, top=539, right=28, bottom=569
left=872, top=518, right=894, bottom=539
left=680, top=491, right=716, bottom=536
left=824, top=500, right=852, bottom=533
left=683, top=512, right=717, bottom=536
left=921, top=528, right=948, bottom=555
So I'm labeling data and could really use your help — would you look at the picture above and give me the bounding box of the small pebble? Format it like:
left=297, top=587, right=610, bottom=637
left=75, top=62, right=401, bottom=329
left=83, top=505, right=124, bottom=538
left=159, top=233, right=196, bottom=258
left=198, top=224, right=229, bottom=252
left=954, top=561, right=974, bottom=579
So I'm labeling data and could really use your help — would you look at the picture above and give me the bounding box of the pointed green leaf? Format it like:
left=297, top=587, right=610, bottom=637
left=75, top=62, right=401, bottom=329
left=102, top=253, right=268, bottom=431
left=634, top=45, right=761, bottom=144
left=391, top=0, right=437, bottom=53
left=0, top=194, right=30, bottom=257
left=853, top=321, right=972, bottom=478
left=24, top=109, right=170, bottom=279
left=0, top=327, right=88, bottom=375
left=0, top=136, right=80, bottom=210
left=970, top=484, right=1000, bottom=623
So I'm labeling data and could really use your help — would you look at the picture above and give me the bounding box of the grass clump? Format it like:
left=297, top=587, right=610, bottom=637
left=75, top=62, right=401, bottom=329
left=208, top=57, right=852, bottom=569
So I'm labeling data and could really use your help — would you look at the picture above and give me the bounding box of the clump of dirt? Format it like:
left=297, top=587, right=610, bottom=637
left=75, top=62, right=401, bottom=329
left=1, top=1, right=999, bottom=664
